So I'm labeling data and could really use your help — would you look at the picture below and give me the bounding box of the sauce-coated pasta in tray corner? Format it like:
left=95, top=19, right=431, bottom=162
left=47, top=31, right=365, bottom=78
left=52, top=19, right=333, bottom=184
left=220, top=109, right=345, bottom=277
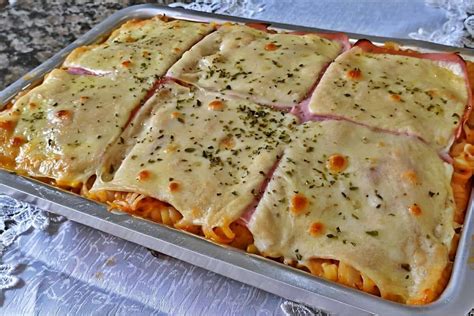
left=1, top=5, right=473, bottom=315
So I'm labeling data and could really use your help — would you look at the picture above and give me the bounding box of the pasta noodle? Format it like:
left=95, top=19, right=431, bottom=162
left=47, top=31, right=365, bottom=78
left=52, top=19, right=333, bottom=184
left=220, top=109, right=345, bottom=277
left=87, top=189, right=253, bottom=250
left=87, top=190, right=184, bottom=227
left=449, top=62, right=474, bottom=225
left=1, top=18, right=473, bottom=306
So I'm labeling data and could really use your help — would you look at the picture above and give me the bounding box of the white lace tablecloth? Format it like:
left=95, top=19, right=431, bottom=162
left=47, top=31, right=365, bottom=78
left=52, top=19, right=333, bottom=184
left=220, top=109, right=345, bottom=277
left=1, top=1, right=471, bottom=315
left=2, top=219, right=284, bottom=315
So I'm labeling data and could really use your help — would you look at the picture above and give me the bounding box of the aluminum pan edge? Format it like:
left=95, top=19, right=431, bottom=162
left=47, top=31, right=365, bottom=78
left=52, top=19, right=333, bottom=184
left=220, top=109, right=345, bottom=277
left=0, top=4, right=473, bottom=315
left=0, top=170, right=373, bottom=316
left=3, top=168, right=473, bottom=315
left=2, top=4, right=473, bottom=106
left=1, top=171, right=472, bottom=316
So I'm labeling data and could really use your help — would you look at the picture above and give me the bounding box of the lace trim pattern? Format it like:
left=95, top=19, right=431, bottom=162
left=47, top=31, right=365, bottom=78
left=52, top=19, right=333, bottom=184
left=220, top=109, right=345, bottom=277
left=169, top=0, right=266, bottom=17
left=280, top=301, right=331, bottom=316
left=409, top=0, right=474, bottom=48
left=0, top=194, right=64, bottom=290
left=0, top=0, right=471, bottom=313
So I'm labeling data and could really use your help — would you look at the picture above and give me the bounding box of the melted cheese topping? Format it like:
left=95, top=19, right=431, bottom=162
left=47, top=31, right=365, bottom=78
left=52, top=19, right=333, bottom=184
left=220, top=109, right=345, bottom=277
left=308, top=47, right=468, bottom=150
left=8, top=69, right=150, bottom=184
left=167, top=24, right=343, bottom=107
left=64, top=17, right=213, bottom=79
left=248, top=120, right=455, bottom=302
left=92, top=81, right=298, bottom=229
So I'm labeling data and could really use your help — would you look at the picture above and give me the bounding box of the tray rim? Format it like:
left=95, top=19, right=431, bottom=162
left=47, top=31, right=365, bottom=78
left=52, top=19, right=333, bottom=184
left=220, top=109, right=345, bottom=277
left=1, top=4, right=473, bottom=315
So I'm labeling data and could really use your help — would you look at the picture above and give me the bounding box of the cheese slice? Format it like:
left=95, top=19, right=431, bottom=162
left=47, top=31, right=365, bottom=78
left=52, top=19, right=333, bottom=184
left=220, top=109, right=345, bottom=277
left=167, top=24, right=343, bottom=107
left=8, top=69, right=150, bottom=185
left=63, top=17, right=213, bottom=80
left=92, top=81, right=298, bottom=230
left=248, top=120, right=454, bottom=303
left=307, top=46, right=468, bottom=151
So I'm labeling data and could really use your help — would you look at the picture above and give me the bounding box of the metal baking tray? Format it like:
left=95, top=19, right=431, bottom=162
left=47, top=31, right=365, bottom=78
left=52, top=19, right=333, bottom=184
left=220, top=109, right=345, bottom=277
left=1, top=5, right=473, bottom=315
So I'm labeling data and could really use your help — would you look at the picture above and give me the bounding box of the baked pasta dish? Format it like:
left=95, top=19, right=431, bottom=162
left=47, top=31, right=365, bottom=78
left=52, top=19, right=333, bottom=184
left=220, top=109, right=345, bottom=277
left=1, top=16, right=473, bottom=305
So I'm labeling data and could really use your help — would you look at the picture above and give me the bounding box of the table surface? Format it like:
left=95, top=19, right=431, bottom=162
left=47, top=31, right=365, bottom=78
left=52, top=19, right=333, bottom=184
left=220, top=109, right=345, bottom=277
left=0, top=1, right=448, bottom=315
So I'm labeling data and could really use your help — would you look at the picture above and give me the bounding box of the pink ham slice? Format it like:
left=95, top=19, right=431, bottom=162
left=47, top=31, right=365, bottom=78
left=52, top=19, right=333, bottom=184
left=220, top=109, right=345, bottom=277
left=245, top=22, right=351, bottom=52
left=353, top=39, right=473, bottom=141
left=241, top=41, right=471, bottom=225
left=244, top=24, right=350, bottom=111
left=238, top=157, right=282, bottom=226
left=290, top=31, right=350, bottom=51
left=291, top=40, right=472, bottom=143
left=66, top=67, right=101, bottom=76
